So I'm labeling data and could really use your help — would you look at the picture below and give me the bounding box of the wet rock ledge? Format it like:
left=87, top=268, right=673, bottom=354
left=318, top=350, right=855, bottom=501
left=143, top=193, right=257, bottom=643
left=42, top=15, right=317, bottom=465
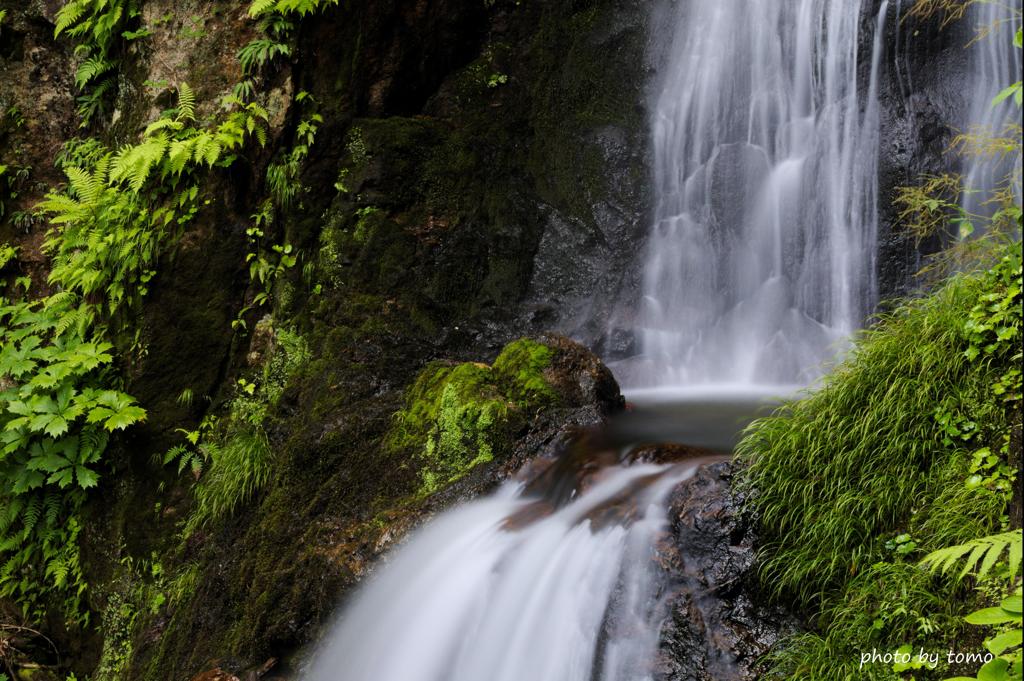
left=656, top=461, right=798, bottom=681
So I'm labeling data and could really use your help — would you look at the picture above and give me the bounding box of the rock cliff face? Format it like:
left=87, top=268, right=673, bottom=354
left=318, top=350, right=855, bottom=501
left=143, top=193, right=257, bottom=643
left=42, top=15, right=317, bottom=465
left=872, top=0, right=977, bottom=300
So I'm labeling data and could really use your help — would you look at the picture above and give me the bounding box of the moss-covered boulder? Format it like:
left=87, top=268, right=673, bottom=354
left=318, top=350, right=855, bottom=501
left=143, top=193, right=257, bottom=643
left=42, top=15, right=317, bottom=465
left=387, top=336, right=619, bottom=496
left=390, top=360, right=520, bottom=495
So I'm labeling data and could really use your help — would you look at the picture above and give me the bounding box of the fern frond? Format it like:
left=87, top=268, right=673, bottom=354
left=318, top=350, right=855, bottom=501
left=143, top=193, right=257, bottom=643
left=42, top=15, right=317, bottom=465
left=143, top=117, right=184, bottom=137
left=54, top=0, right=89, bottom=37
left=43, top=493, right=61, bottom=526
left=167, top=139, right=194, bottom=176
left=248, top=0, right=279, bottom=17
left=42, top=290, right=79, bottom=312
left=0, top=499, right=24, bottom=535
left=110, top=134, right=170, bottom=191
left=64, top=166, right=102, bottom=205
left=920, top=530, right=1023, bottom=582
left=75, top=56, right=114, bottom=89
left=176, top=82, right=196, bottom=123
left=191, top=134, right=222, bottom=167
left=38, top=194, right=88, bottom=225
left=21, top=496, right=42, bottom=536
left=55, top=306, right=91, bottom=338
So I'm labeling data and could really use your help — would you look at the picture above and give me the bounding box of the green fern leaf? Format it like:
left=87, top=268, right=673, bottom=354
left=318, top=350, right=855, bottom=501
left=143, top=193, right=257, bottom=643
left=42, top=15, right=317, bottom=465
left=176, top=82, right=196, bottom=122
left=74, top=56, right=114, bottom=88
left=248, top=0, right=279, bottom=17
left=920, top=530, right=1023, bottom=582
left=54, top=1, right=89, bottom=37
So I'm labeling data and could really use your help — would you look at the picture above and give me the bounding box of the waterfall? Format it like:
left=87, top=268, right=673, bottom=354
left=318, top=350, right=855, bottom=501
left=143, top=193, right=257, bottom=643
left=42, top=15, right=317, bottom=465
left=304, top=461, right=700, bottom=681
left=962, top=2, right=1022, bottom=222
left=298, top=4, right=1015, bottom=680
left=621, top=0, right=889, bottom=388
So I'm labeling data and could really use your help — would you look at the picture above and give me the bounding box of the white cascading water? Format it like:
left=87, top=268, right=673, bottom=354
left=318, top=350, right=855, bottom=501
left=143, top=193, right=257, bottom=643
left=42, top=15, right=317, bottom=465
left=962, top=2, right=1022, bottom=220
left=624, top=0, right=889, bottom=388
left=304, top=461, right=699, bottom=681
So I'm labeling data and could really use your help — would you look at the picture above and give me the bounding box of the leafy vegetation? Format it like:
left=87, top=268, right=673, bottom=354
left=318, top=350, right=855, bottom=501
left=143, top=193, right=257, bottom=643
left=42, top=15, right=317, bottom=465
left=921, top=533, right=1023, bottom=681
left=54, top=0, right=142, bottom=126
left=0, top=80, right=267, bottom=626
left=743, top=14, right=1022, bottom=679
left=170, top=325, right=309, bottom=534
left=248, top=0, right=340, bottom=18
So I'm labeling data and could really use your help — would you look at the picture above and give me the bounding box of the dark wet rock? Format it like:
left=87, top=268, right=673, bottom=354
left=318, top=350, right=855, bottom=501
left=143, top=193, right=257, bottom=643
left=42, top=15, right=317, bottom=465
left=656, top=460, right=799, bottom=681
left=871, top=0, right=976, bottom=301
left=626, top=442, right=724, bottom=465
left=519, top=1, right=651, bottom=348
left=189, top=669, right=241, bottom=681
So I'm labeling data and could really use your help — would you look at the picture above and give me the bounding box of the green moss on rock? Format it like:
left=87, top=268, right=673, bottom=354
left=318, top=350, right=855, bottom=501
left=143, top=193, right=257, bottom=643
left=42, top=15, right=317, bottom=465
left=389, top=338, right=560, bottom=495
left=492, top=338, right=558, bottom=409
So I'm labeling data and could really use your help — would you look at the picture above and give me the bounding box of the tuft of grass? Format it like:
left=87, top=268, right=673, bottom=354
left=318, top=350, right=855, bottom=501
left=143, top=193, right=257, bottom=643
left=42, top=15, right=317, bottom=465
left=183, top=428, right=272, bottom=535
left=738, top=270, right=998, bottom=604
left=737, top=248, right=1018, bottom=678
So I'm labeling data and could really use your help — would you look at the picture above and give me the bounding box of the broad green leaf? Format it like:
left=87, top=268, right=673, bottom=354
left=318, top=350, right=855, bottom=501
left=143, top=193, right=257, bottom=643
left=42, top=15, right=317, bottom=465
left=27, top=450, right=71, bottom=473
left=992, top=82, right=1022, bottom=108
left=104, top=405, right=146, bottom=431
left=5, top=401, right=31, bottom=416
left=966, top=607, right=1017, bottom=625
left=977, top=657, right=1009, bottom=681
left=12, top=468, right=45, bottom=493
left=47, top=467, right=76, bottom=489
left=1000, top=595, right=1022, bottom=615
left=75, top=465, right=99, bottom=489
left=985, top=628, right=1022, bottom=655
left=43, top=415, right=70, bottom=438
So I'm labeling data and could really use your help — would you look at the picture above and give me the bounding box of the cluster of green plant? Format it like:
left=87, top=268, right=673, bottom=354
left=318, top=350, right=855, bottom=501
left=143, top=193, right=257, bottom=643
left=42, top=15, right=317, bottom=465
left=233, top=0, right=339, bottom=100
left=0, top=84, right=267, bottom=626
left=737, top=241, right=1021, bottom=680
left=39, top=84, right=268, bottom=336
left=169, top=326, right=309, bottom=534
left=159, top=5, right=333, bottom=543
left=267, top=92, right=321, bottom=211
left=249, top=0, right=341, bottom=18
left=792, top=17, right=1024, bottom=678
left=92, top=553, right=167, bottom=680
left=234, top=92, right=321, bottom=332
left=921, top=532, right=1022, bottom=680
left=54, top=0, right=143, bottom=126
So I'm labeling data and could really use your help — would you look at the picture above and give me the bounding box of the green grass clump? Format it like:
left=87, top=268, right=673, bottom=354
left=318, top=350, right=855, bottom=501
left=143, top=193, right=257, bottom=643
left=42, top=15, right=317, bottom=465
left=184, top=429, right=272, bottom=535
left=737, top=246, right=1020, bottom=679
left=175, top=326, right=308, bottom=535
